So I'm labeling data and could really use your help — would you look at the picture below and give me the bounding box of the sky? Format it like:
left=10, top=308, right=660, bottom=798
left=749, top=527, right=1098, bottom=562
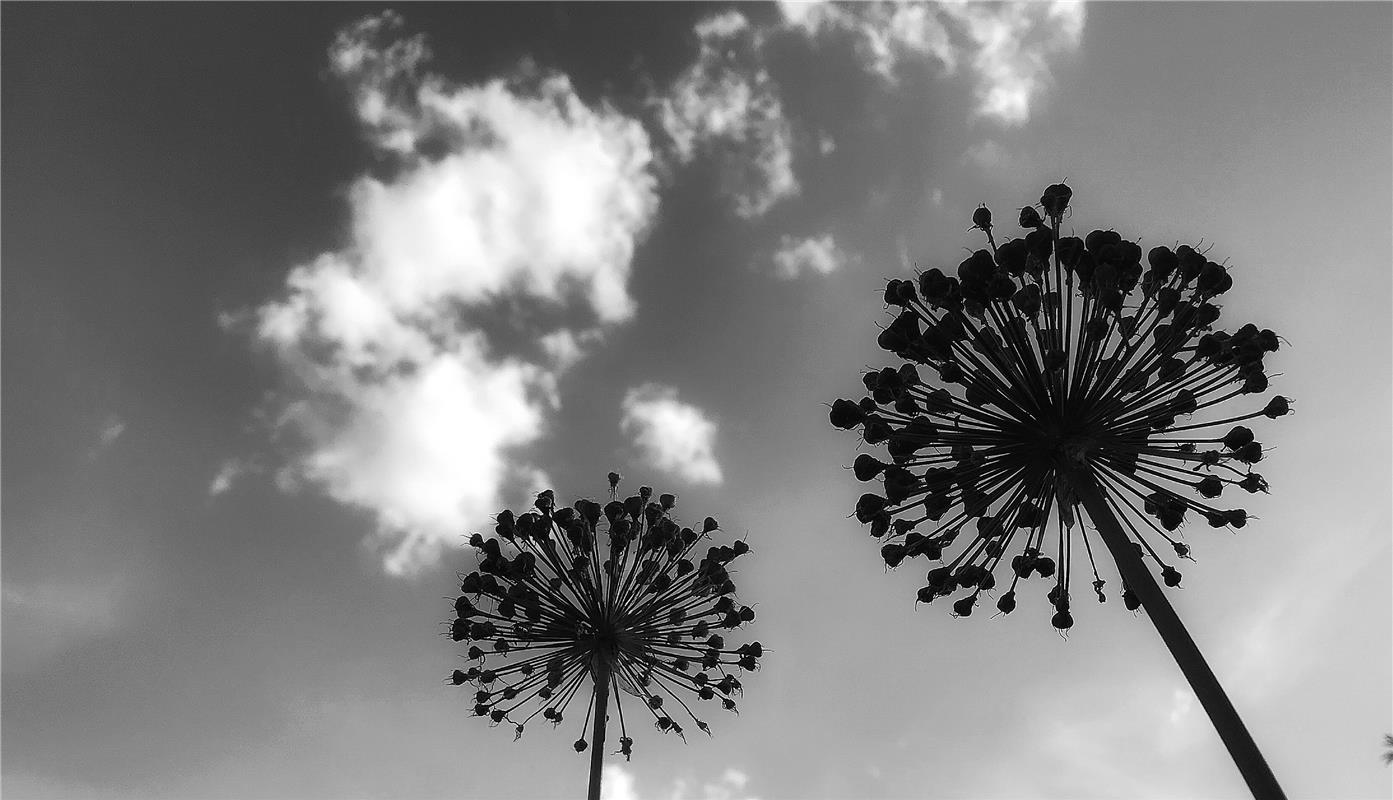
left=3, top=2, right=1391, bottom=799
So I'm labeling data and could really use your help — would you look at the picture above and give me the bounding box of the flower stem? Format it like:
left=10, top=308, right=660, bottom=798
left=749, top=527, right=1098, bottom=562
left=588, top=658, right=611, bottom=800
left=1064, top=463, right=1285, bottom=799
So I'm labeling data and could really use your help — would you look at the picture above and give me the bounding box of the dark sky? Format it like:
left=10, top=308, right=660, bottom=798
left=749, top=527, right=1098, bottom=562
left=4, top=3, right=1391, bottom=799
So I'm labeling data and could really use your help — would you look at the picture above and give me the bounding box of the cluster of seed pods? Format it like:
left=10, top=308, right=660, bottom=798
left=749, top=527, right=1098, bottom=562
left=447, top=475, right=761, bottom=758
left=831, top=184, right=1290, bottom=629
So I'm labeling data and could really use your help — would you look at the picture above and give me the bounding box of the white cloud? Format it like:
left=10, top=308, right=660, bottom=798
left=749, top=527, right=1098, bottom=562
left=939, top=1, right=1086, bottom=126
left=242, top=12, right=658, bottom=574
left=656, top=11, right=799, bottom=219
left=539, top=328, right=594, bottom=372
left=98, top=416, right=126, bottom=448
left=601, top=766, right=760, bottom=800
left=1165, top=686, right=1195, bottom=728
left=776, top=1, right=1085, bottom=126
left=775, top=0, right=829, bottom=34
left=208, top=458, right=251, bottom=497
left=601, top=767, right=639, bottom=800
left=327, top=11, right=432, bottom=153
left=620, top=384, right=723, bottom=486
left=653, top=2, right=1083, bottom=219
left=274, top=337, right=553, bottom=574
left=86, top=414, right=126, bottom=460
left=770, top=234, right=846, bottom=280
left=779, top=1, right=957, bottom=79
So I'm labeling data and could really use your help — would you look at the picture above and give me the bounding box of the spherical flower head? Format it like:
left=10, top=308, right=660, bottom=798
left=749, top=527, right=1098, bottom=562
left=445, top=475, right=761, bottom=757
left=832, top=184, right=1289, bottom=629
left=972, top=205, right=993, bottom=232
left=1040, top=183, right=1073, bottom=221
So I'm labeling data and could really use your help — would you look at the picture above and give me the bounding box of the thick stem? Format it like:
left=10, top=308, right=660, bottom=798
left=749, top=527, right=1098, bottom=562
left=587, top=658, right=611, bottom=800
left=1064, top=463, right=1286, bottom=800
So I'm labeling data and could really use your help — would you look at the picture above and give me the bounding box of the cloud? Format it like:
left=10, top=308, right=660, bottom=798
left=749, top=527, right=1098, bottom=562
left=620, top=384, right=723, bottom=486
left=962, top=138, right=1012, bottom=171
left=653, top=2, right=1083, bottom=218
left=97, top=416, right=126, bottom=448
left=85, top=414, right=126, bottom=460
left=601, top=767, right=639, bottom=800
left=208, top=458, right=250, bottom=497
left=655, top=11, right=799, bottom=219
left=241, top=11, right=658, bottom=574
left=601, top=765, right=760, bottom=800
left=770, top=234, right=846, bottom=280
left=941, top=1, right=1086, bottom=125
left=779, top=0, right=957, bottom=78
left=327, top=11, right=433, bottom=153
left=538, top=328, right=595, bottom=372
left=777, top=1, right=1085, bottom=125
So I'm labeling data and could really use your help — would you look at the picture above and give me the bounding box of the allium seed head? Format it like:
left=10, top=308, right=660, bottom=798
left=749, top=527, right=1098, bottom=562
left=833, top=185, right=1286, bottom=627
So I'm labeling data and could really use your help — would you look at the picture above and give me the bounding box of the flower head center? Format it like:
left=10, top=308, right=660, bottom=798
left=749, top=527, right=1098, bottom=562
left=1024, top=417, right=1102, bottom=467
left=587, top=619, right=627, bottom=659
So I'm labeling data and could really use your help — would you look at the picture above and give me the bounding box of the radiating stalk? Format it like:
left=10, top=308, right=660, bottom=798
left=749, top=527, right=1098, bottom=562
left=587, top=657, right=612, bottom=800
left=1064, top=462, right=1286, bottom=800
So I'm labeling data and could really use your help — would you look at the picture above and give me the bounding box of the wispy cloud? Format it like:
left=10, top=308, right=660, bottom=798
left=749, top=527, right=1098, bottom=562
left=208, top=458, right=249, bottom=497
left=941, top=1, right=1086, bottom=126
left=85, top=414, right=126, bottom=460
left=777, top=0, right=1085, bottom=126
left=770, top=234, right=846, bottom=280
left=778, top=0, right=957, bottom=78
left=97, top=416, right=126, bottom=448
left=962, top=137, right=1012, bottom=171
left=620, top=384, right=723, bottom=486
left=601, top=765, right=760, bottom=800
left=238, top=11, right=658, bottom=574
left=652, top=1, right=1083, bottom=222
left=656, top=11, right=799, bottom=219
left=538, top=328, right=597, bottom=373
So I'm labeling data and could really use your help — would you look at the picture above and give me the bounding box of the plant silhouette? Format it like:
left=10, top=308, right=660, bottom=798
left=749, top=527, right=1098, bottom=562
left=446, top=473, right=761, bottom=800
left=832, top=184, right=1288, bottom=798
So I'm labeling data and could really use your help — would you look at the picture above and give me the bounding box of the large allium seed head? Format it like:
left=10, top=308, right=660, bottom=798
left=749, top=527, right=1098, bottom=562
left=832, top=185, right=1288, bottom=626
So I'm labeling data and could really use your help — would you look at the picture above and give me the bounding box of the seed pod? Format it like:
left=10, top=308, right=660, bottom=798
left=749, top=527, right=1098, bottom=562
left=996, top=591, right=1017, bottom=614
left=972, top=205, right=993, bottom=230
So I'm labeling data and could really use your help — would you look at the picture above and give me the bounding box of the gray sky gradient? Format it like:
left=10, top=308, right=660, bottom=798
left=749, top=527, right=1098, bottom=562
left=4, top=3, right=1390, bottom=799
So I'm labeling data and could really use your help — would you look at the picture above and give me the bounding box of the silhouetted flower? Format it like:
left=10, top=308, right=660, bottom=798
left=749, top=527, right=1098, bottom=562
left=446, top=474, right=760, bottom=764
left=832, top=184, right=1290, bottom=629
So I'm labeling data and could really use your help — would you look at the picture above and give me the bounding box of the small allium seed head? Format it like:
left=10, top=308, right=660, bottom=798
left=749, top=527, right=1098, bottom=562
left=447, top=476, right=760, bottom=757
